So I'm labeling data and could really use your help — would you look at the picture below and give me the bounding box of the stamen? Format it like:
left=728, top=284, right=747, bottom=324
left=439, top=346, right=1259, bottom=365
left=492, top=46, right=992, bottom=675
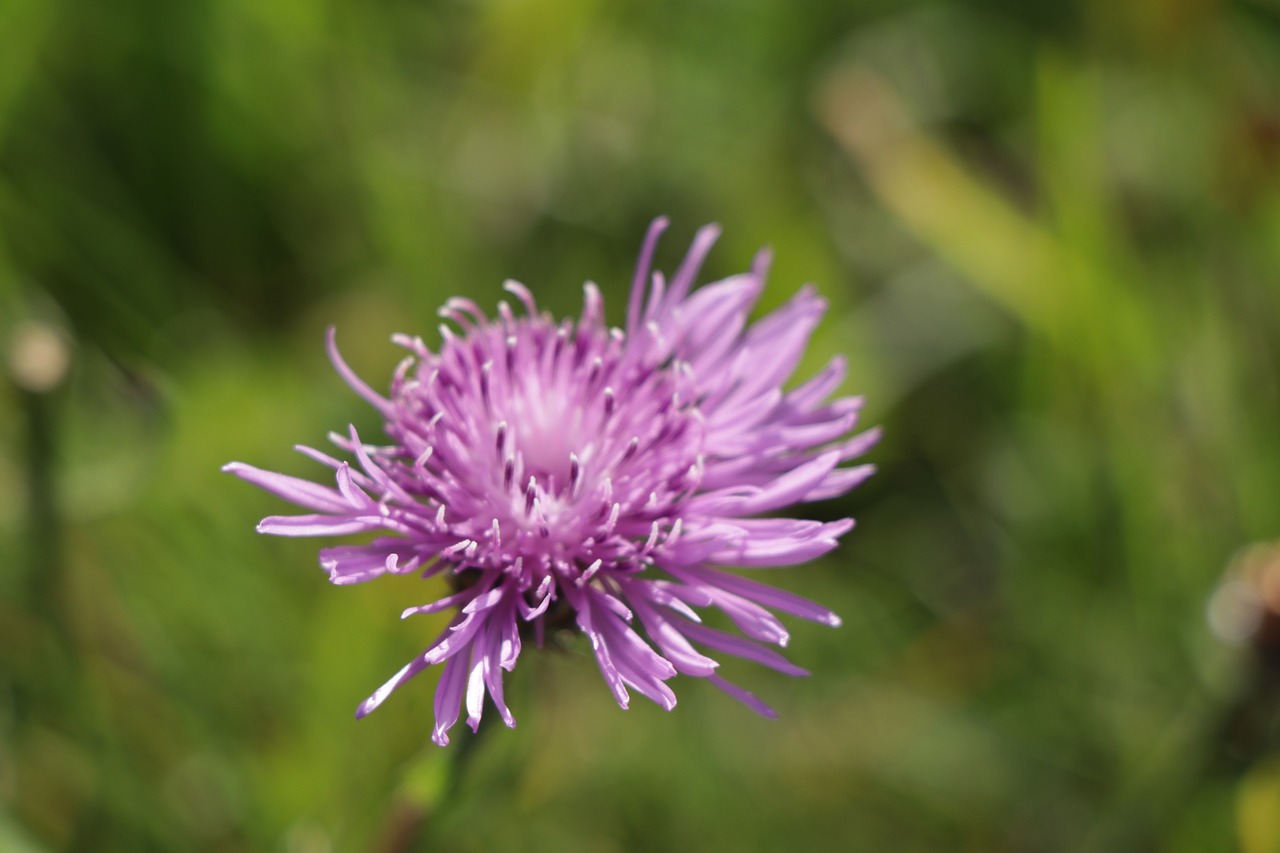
left=667, top=517, right=683, bottom=546
left=480, top=361, right=492, bottom=404
left=502, top=279, right=538, bottom=315
left=577, top=559, right=603, bottom=587
left=645, top=521, right=661, bottom=551
left=497, top=300, right=516, bottom=329
left=552, top=326, right=568, bottom=365
left=443, top=539, right=473, bottom=556
left=569, top=453, right=581, bottom=498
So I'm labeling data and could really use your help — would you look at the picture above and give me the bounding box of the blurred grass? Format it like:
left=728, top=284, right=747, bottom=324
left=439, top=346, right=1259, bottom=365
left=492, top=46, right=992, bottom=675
left=4, top=0, right=1280, bottom=850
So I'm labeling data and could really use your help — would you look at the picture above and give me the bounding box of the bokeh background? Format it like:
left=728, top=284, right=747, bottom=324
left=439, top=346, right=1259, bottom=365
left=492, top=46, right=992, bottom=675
left=4, top=0, right=1280, bottom=850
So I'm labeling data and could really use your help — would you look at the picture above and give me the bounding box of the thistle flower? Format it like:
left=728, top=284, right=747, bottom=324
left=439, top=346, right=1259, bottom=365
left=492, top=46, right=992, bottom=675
left=224, top=219, right=878, bottom=745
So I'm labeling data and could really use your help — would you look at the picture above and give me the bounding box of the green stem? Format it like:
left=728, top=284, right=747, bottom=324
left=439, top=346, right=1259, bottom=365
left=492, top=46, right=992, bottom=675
left=374, top=716, right=492, bottom=853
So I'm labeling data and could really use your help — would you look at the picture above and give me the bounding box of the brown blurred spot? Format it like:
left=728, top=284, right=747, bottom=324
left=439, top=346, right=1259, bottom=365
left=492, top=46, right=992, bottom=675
left=1210, top=542, right=1280, bottom=672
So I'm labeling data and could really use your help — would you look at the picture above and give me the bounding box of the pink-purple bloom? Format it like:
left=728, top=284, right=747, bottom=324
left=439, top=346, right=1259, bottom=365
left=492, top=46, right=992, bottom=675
left=224, top=219, right=878, bottom=745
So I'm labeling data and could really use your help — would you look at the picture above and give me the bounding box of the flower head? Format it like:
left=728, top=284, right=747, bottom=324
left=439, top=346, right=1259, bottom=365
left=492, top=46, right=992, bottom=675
left=225, top=219, right=878, bottom=745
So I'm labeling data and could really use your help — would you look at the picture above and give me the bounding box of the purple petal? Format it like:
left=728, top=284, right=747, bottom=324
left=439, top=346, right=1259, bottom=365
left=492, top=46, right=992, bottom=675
left=678, top=621, right=810, bottom=677
left=257, top=514, right=383, bottom=537
left=627, top=217, right=670, bottom=338
left=709, top=519, right=853, bottom=568
left=783, top=356, right=847, bottom=413
left=804, top=463, right=876, bottom=502
left=595, top=608, right=678, bottom=710
left=676, top=565, right=841, bottom=627
left=357, top=631, right=449, bottom=719
left=223, top=462, right=354, bottom=514
left=629, top=593, right=719, bottom=677
left=465, top=646, right=487, bottom=732
left=326, top=327, right=393, bottom=415
left=401, top=588, right=480, bottom=619
left=320, top=539, right=420, bottom=585
left=702, top=589, right=791, bottom=646
left=707, top=674, right=778, bottom=719
left=690, top=451, right=840, bottom=516
left=664, top=222, right=722, bottom=310
left=431, top=654, right=470, bottom=746
left=710, top=288, right=827, bottom=416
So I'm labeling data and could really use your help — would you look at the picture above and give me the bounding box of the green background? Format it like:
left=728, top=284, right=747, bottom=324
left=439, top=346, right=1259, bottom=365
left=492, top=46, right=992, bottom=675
left=4, top=0, right=1280, bottom=849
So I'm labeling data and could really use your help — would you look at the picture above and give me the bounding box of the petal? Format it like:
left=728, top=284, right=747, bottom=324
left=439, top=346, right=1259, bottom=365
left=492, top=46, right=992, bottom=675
left=783, top=356, right=848, bottom=413
left=567, top=586, right=629, bottom=709
left=257, top=514, right=383, bottom=537
left=804, top=463, right=876, bottom=502
left=223, top=462, right=354, bottom=514
left=321, top=539, right=421, bottom=585
left=703, top=589, right=791, bottom=646
left=672, top=274, right=760, bottom=372
left=465, top=643, right=488, bottom=732
left=690, top=451, right=841, bottom=516
left=663, top=222, right=722, bottom=311
left=678, top=621, right=809, bottom=677
left=627, top=217, right=670, bottom=338
left=709, top=519, right=853, bottom=568
left=401, top=588, right=480, bottom=619
left=706, top=674, right=778, bottom=719
left=327, top=327, right=393, bottom=414
left=675, top=565, right=842, bottom=627
left=595, top=608, right=678, bottom=710
left=705, top=287, right=827, bottom=416
left=629, top=592, right=719, bottom=677
left=357, top=629, right=449, bottom=719
left=431, top=654, right=470, bottom=746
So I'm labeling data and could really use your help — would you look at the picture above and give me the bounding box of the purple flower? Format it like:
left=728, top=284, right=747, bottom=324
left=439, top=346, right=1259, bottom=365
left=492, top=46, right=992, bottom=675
left=224, top=219, right=878, bottom=745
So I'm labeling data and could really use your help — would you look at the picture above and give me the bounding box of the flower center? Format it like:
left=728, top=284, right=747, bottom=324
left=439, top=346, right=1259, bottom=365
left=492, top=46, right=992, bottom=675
left=507, top=392, right=577, bottom=492
left=386, top=300, right=705, bottom=581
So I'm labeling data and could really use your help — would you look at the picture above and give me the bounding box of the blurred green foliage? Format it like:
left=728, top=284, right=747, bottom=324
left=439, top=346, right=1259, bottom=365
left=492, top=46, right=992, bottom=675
left=4, top=0, right=1280, bottom=850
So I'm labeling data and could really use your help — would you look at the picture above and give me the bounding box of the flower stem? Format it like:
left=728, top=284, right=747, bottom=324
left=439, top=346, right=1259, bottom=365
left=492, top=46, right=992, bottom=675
left=373, top=718, right=490, bottom=853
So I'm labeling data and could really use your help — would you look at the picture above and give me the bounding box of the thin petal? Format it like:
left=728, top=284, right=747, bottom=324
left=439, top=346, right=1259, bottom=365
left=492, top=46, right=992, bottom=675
left=326, top=326, right=392, bottom=414
left=627, top=217, right=669, bottom=338
left=805, top=464, right=876, bottom=502
left=707, top=674, right=779, bottom=719
left=690, top=451, right=840, bottom=516
left=223, top=462, right=353, bottom=514
left=664, top=222, right=722, bottom=310
left=356, top=629, right=450, bottom=719
left=675, top=565, right=842, bottom=627
left=321, top=540, right=420, bottom=585
left=257, top=514, right=382, bottom=537
left=432, top=654, right=470, bottom=746
left=709, top=519, right=853, bottom=568
left=678, top=621, right=810, bottom=677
